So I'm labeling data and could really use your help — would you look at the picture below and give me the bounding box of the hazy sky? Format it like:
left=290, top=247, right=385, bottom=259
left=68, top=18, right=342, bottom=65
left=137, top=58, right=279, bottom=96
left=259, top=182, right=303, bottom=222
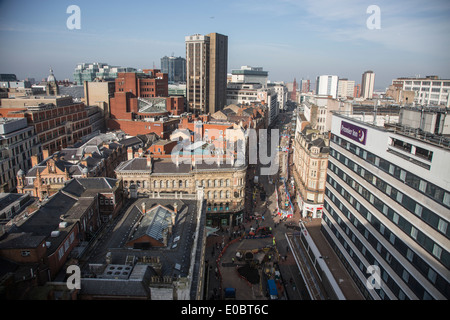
left=1, top=0, right=450, bottom=90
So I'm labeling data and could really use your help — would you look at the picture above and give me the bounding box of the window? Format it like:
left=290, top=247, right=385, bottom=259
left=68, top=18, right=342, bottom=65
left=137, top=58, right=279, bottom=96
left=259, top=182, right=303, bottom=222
left=393, top=213, right=399, bottom=224
left=410, top=226, right=418, bottom=239
left=427, top=268, right=437, bottom=284
left=432, top=244, right=442, bottom=259
left=389, top=233, right=396, bottom=245
left=437, top=219, right=448, bottom=234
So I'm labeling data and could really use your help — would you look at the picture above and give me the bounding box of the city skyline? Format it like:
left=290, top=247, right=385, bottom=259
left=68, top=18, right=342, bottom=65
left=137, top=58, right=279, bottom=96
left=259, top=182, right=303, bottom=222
left=1, top=0, right=450, bottom=90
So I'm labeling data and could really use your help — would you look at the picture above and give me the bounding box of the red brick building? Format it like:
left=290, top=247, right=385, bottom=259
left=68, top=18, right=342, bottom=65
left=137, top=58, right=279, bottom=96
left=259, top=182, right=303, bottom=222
left=108, top=70, right=185, bottom=137
left=0, top=96, right=92, bottom=155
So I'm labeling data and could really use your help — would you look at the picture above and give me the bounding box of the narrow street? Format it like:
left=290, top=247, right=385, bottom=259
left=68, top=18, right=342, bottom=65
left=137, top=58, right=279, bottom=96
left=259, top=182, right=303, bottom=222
left=204, top=106, right=309, bottom=300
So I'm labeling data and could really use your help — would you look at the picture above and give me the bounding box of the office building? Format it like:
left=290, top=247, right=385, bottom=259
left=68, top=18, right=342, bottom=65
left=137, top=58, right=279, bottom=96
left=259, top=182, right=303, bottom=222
left=300, top=79, right=311, bottom=93
left=361, top=70, right=375, bottom=99
left=268, top=82, right=289, bottom=111
left=392, top=76, right=450, bottom=107
left=316, top=75, right=339, bottom=99
left=230, top=66, right=268, bottom=87
left=108, top=70, right=184, bottom=136
left=0, top=95, right=93, bottom=155
left=338, top=78, right=355, bottom=98
left=322, top=110, right=449, bottom=300
left=161, top=56, right=186, bottom=83
left=0, top=118, right=42, bottom=192
left=185, top=33, right=228, bottom=115
left=73, top=62, right=137, bottom=85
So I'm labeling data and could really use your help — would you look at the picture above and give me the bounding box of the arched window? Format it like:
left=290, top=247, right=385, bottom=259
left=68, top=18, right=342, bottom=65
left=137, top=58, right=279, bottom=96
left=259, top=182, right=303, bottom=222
left=226, top=179, right=230, bottom=187
left=220, top=190, right=224, bottom=198
left=226, top=190, right=230, bottom=198
left=214, top=191, right=218, bottom=199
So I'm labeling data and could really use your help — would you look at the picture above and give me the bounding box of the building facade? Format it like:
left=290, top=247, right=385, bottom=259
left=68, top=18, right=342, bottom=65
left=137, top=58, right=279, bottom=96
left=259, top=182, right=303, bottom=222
left=73, top=62, right=137, bottom=85
left=361, top=70, right=375, bottom=100
left=316, top=75, right=339, bottom=99
left=185, top=33, right=228, bottom=115
left=0, top=118, right=42, bottom=192
left=0, top=96, right=93, bottom=155
left=338, top=78, right=355, bottom=98
left=391, top=76, right=450, bottom=107
left=16, top=135, right=126, bottom=201
left=323, top=112, right=449, bottom=300
left=115, top=156, right=247, bottom=227
left=108, top=70, right=183, bottom=136
left=292, top=125, right=329, bottom=219
left=161, top=56, right=186, bottom=83
left=230, top=66, right=268, bottom=87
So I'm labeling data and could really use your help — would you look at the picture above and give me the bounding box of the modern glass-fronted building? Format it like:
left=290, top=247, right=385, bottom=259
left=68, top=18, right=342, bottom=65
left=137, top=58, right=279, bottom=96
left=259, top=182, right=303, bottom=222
left=161, top=56, right=186, bottom=83
left=322, top=110, right=449, bottom=300
left=73, top=63, right=137, bottom=85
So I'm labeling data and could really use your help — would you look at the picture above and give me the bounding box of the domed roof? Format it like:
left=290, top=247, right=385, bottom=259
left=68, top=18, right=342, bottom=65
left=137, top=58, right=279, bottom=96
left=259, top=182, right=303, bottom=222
left=47, top=68, right=56, bottom=82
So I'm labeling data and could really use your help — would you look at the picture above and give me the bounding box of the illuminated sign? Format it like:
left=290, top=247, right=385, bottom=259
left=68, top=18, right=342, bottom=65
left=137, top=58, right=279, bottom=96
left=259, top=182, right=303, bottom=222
left=340, top=121, right=367, bottom=145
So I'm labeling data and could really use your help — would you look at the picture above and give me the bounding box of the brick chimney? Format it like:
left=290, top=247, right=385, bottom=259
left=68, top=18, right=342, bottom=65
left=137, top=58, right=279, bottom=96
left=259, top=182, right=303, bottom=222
left=147, top=155, right=152, bottom=168
left=31, top=155, right=39, bottom=167
left=127, top=147, right=133, bottom=160
left=43, top=149, right=50, bottom=159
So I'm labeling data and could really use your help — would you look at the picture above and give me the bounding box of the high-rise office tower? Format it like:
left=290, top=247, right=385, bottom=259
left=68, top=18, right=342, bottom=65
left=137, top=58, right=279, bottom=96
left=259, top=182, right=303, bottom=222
left=185, top=33, right=228, bottom=115
left=316, top=75, right=338, bottom=99
left=160, top=56, right=186, bottom=83
left=337, top=78, right=355, bottom=98
left=361, top=70, right=375, bottom=99
left=323, top=110, right=450, bottom=300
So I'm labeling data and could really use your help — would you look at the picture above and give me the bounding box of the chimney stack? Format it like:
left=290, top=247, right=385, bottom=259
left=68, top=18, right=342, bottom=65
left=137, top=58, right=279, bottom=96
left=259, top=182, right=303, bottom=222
left=172, top=202, right=178, bottom=225
left=147, top=155, right=152, bottom=168
left=127, top=147, right=133, bottom=160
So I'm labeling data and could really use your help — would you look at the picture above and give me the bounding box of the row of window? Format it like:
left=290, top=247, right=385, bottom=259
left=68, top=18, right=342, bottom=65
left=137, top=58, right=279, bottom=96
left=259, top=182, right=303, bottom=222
left=320, top=225, right=382, bottom=300
left=330, top=133, right=450, bottom=209
left=328, top=159, right=449, bottom=269
left=324, top=188, right=438, bottom=300
left=57, top=232, right=76, bottom=261
left=330, top=147, right=449, bottom=238
left=325, top=170, right=449, bottom=298
left=124, top=178, right=242, bottom=189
